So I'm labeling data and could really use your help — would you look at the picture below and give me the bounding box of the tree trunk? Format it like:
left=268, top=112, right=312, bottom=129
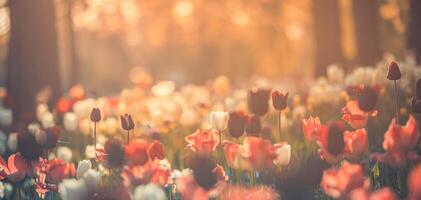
left=6, top=0, right=61, bottom=123
left=408, top=0, right=421, bottom=64
left=352, top=0, right=381, bottom=66
left=313, top=0, right=343, bottom=77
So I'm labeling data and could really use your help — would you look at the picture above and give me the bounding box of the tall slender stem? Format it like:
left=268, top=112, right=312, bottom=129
left=393, top=80, right=400, bottom=124
left=127, top=130, right=130, bottom=144
left=94, top=122, right=97, bottom=150
left=278, top=111, right=282, bottom=141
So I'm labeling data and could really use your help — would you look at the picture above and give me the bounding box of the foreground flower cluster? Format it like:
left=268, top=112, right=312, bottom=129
left=0, top=56, right=421, bottom=199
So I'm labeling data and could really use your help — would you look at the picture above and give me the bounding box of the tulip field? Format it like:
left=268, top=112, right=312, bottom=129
left=2, top=57, right=421, bottom=200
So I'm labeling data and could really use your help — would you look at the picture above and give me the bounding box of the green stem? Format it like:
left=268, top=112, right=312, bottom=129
left=127, top=130, right=130, bottom=144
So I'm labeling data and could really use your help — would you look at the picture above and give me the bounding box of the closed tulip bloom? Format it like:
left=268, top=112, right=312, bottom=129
left=228, top=111, right=247, bottom=138
left=386, top=61, right=401, bottom=80
left=209, top=111, right=229, bottom=132
left=358, top=87, right=378, bottom=112
left=90, top=108, right=101, bottom=122
left=247, top=87, right=271, bottom=116
left=120, top=114, right=135, bottom=131
left=245, top=115, right=261, bottom=137
left=271, top=91, right=288, bottom=111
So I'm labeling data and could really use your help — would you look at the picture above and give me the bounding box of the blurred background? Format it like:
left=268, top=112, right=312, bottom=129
left=0, top=0, right=420, bottom=114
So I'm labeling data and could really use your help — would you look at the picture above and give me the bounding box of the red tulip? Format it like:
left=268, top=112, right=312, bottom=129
left=383, top=115, right=419, bottom=153
left=247, top=87, right=271, bottom=116
left=228, top=111, right=247, bottom=138
left=0, top=153, right=28, bottom=182
left=271, top=91, right=288, bottom=111
left=125, top=139, right=150, bottom=166
left=302, top=116, right=321, bottom=141
left=56, top=97, right=71, bottom=113
left=44, top=159, right=76, bottom=184
left=317, top=121, right=347, bottom=162
left=90, top=107, right=101, bottom=122
left=122, top=159, right=170, bottom=187
left=342, top=101, right=378, bottom=129
left=185, top=129, right=219, bottom=153
left=344, top=129, right=368, bottom=158
left=242, top=136, right=277, bottom=170
left=387, top=61, right=401, bottom=80
left=148, top=140, right=165, bottom=160
left=321, top=162, right=369, bottom=199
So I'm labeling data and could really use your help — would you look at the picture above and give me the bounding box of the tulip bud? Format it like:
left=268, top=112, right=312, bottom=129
left=358, top=87, right=378, bottom=112
left=120, top=114, right=135, bottom=131
left=248, top=87, right=271, bottom=116
left=272, top=91, right=288, bottom=111
left=245, top=115, right=261, bottom=137
left=209, top=111, right=229, bottom=131
left=416, top=79, right=421, bottom=99
left=387, top=61, right=401, bottom=80
left=228, top=111, right=246, bottom=138
left=90, top=108, right=101, bottom=122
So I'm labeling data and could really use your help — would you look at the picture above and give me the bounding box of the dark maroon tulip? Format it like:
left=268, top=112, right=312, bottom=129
left=272, top=91, right=288, bottom=111
left=187, top=153, right=217, bottom=190
left=358, top=87, right=378, bottom=112
left=387, top=61, right=401, bottom=80
left=43, top=126, right=60, bottom=149
left=245, top=115, right=261, bottom=137
left=18, top=132, right=43, bottom=160
left=326, top=121, right=346, bottom=156
left=90, top=108, right=101, bottom=122
left=228, top=111, right=247, bottom=138
left=247, top=87, right=271, bottom=116
left=104, top=138, right=126, bottom=168
left=120, top=114, right=135, bottom=131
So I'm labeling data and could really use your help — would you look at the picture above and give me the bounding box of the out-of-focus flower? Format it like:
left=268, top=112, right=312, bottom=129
left=133, top=184, right=167, bottom=200
left=82, top=169, right=100, bottom=193
left=321, top=162, right=369, bottom=199
left=209, top=111, right=229, bottom=132
left=17, top=132, right=43, bottom=160
left=76, top=160, right=92, bottom=179
left=271, top=91, right=288, bottom=111
left=40, top=111, right=55, bottom=128
left=85, top=145, right=99, bottom=159
left=350, top=187, right=397, bottom=200
left=151, top=81, right=176, bottom=96
left=57, top=146, right=73, bottom=163
left=409, top=164, right=421, bottom=200
left=302, top=116, right=321, bottom=141
left=213, top=76, right=231, bottom=96
left=69, top=85, right=85, bottom=101
left=0, top=131, right=6, bottom=154
left=317, top=121, right=346, bottom=162
left=56, top=97, right=71, bottom=114
left=387, top=61, right=402, bottom=80
left=43, top=127, right=60, bottom=149
left=185, top=129, right=219, bottom=153
left=104, top=138, right=126, bottom=168
left=222, top=140, right=251, bottom=170
left=383, top=115, right=419, bottom=153
left=120, top=113, right=135, bottom=131
left=228, top=111, right=247, bottom=138
left=73, top=98, right=95, bottom=119
left=242, top=137, right=277, bottom=170
left=59, top=179, right=88, bottom=200
left=309, top=78, right=343, bottom=105
left=342, top=101, right=378, bottom=129
left=327, top=64, right=345, bottom=84
left=123, top=159, right=171, bottom=187
left=0, top=107, right=12, bottom=127
left=90, top=107, right=101, bottom=122
left=125, top=139, right=150, bottom=166
left=148, top=140, right=165, bottom=160
left=247, top=87, right=271, bottom=116
left=44, top=159, right=76, bottom=184
left=63, top=112, right=78, bottom=132
left=345, top=67, right=374, bottom=87
left=344, top=129, right=368, bottom=158
left=7, top=132, right=18, bottom=152
left=274, top=142, right=291, bottom=166
left=220, top=185, right=279, bottom=200
left=0, top=153, right=28, bottom=182
left=245, top=115, right=261, bottom=137
left=358, top=87, right=379, bottom=112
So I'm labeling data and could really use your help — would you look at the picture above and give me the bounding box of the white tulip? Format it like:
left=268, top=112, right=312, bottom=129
left=40, top=112, right=55, bottom=128
left=133, top=184, right=166, bottom=200
left=82, top=169, right=100, bottom=193
left=209, top=111, right=229, bottom=131
left=274, top=143, right=291, bottom=166
left=0, top=108, right=12, bottom=127
left=76, top=160, right=92, bottom=179
left=64, top=112, right=78, bottom=132
left=57, top=146, right=73, bottom=163
left=59, top=179, right=88, bottom=200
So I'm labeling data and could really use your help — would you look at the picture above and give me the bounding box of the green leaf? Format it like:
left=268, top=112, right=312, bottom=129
left=373, top=162, right=380, bottom=178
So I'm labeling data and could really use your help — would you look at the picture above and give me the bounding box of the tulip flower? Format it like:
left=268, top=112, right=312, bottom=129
left=148, top=140, right=165, bottom=160
left=0, top=153, right=28, bottom=182
left=76, top=160, right=92, bottom=179
left=121, top=113, right=135, bottom=144
left=342, top=101, right=378, bottom=129
left=320, top=162, right=369, bottom=199
left=185, top=129, right=219, bottom=153
left=317, top=121, right=347, bottom=162
left=104, top=138, right=126, bottom=168
left=302, top=116, right=321, bottom=141
left=245, top=115, right=261, bottom=137
left=409, top=164, right=421, bottom=200
left=227, top=111, right=247, bottom=138
left=383, top=115, right=419, bottom=153
left=125, top=139, right=150, bottom=166
left=357, top=86, right=379, bottom=112
left=247, top=87, right=271, bottom=116
left=344, top=129, right=368, bottom=159
left=90, top=107, right=101, bottom=149
left=387, top=61, right=401, bottom=123
left=44, top=159, right=76, bottom=184
left=272, top=90, right=288, bottom=140
left=242, top=137, right=277, bottom=170
left=209, top=111, right=229, bottom=132
left=133, top=184, right=167, bottom=200
left=274, top=142, right=291, bottom=166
